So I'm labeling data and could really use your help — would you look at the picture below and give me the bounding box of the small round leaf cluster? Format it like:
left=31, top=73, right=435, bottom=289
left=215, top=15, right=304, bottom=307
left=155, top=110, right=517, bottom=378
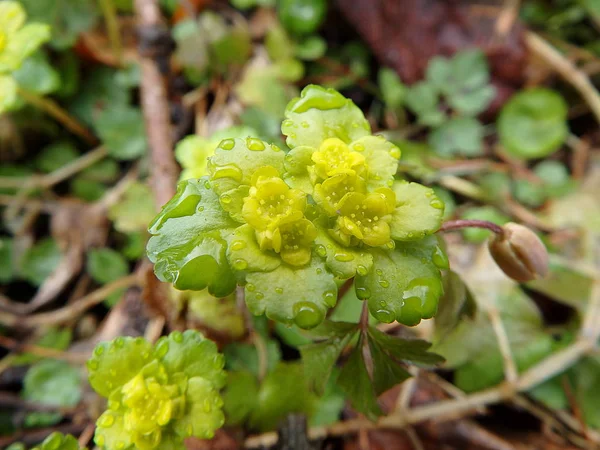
left=0, top=1, right=51, bottom=112
left=6, top=432, right=81, bottom=450
left=148, top=85, right=448, bottom=329
left=87, top=331, right=226, bottom=450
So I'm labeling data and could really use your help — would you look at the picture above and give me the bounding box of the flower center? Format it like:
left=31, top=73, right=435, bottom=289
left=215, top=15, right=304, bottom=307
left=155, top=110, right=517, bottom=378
left=311, top=138, right=366, bottom=180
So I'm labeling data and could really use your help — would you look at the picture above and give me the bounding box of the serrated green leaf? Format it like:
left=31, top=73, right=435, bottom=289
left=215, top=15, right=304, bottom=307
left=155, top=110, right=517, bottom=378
left=223, top=370, right=259, bottom=426
left=245, top=257, right=337, bottom=329
left=282, top=84, right=371, bottom=149
left=390, top=181, right=444, bottom=240
left=405, top=82, right=445, bottom=127
left=248, top=362, right=316, bottom=431
left=108, top=182, right=156, bottom=233
left=87, top=336, right=154, bottom=397
left=355, top=238, right=445, bottom=325
left=378, top=67, right=406, bottom=110
left=338, top=335, right=382, bottom=420
left=23, top=360, right=82, bottom=410
left=315, top=230, right=373, bottom=279
left=87, top=248, right=129, bottom=285
left=224, top=224, right=281, bottom=273
left=367, top=333, right=411, bottom=395
left=32, top=432, right=82, bottom=450
left=498, top=88, right=568, bottom=159
left=429, top=117, right=484, bottom=157
left=96, top=105, right=147, bottom=160
left=368, top=326, right=444, bottom=366
left=13, top=52, right=60, bottom=95
left=300, top=322, right=358, bottom=394
left=19, top=238, right=62, bottom=286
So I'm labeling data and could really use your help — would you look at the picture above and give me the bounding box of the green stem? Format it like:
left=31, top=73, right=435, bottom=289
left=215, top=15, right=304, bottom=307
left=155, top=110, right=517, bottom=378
left=17, top=87, right=98, bottom=145
left=98, top=0, right=124, bottom=66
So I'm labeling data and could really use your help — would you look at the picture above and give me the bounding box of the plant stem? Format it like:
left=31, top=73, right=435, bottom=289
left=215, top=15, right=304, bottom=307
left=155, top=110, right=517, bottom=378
left=439, top=219, right=505, bottom=236
left=17, top=88, right=98, bottom=145
left=99, top=0, right=124, bottom=66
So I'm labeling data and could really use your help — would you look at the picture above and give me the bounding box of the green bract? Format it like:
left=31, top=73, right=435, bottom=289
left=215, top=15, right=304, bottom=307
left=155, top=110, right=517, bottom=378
left=148, top=85, right=447, bottom=329
left=0, top=1, right=51, bottom=112
left=32, top=432, right=81, bottom=450
left=87, top=331, right=226, bottom=450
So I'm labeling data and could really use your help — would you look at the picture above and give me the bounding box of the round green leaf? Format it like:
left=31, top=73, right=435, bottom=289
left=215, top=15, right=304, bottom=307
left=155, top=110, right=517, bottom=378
left=390, top=181, right=444, bottom=241
left=23, top=360, right=82, bottom=408
left=498, top=88, right=568, bottom=159
left=87, top=248, right=129, bottom=284
left=19, top=238, right=62, bottom=286
left=278, top=0, right=327, bottom=36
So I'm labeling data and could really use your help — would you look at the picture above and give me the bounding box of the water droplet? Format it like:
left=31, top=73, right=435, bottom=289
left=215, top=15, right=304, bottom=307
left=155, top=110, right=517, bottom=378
left=403, top=277, right=442, bottom=318
left=390, top=147, right=401, bottom=159
left=204, top=180, right=211, bottom=189
left=231, top=240, right=246, bottom=251
left=94, top=345, right=105, bottom=356
left=334, top=252, right=354, bottom=262
left=301, top=121, right=310, bottom=128
left=197, top=205, right=204, bottom=212
left=212, top=164, right=243, bottom=182
left=96, top=435, right=106, bottom=447
left=255, top=292, right=264, bottom=300
left=430, top=199, right=444, bottom=210
left=87, top=360, right=99, bottom=370
left=155, top=340, right=169, bottom=357
left=246, top=138, right=265, bottom=151
left=246, top=283, right=256, bottom=292
left=220, top=194, right=232, bottom=204
left=386, top=240, right=396, bottom=250
left=171, top=331, right=184, bottom=343
left=432, top=246, right=449, bottom=269
left=233, top=259, right=248, bottom=270
left=275, top=287, right=284, bottom=294
left=99, top=413, right=115, bottom=428
left=114, top=337, right=125, bottom=348
left=322, top=291, right=336, bottom=306
left=315, top=244, right=327, bottom=257
left=271, top=144, right=281, bottom=152
left=316, top=268, right=323, bottom=274
left=219, top=138, right=235, bottom=150
left=293, top=302, right=323, bottom=329
left=282, top=119, right=294, bottom=128
left=356, top=286, right=371, bottom=299
left=376, top=269, right=383, bottom=276
left=353, top=143, right=365, bottom=152
left=357, top=265, right=368, bottom=276
left=376, top=309, right=395, bottom=322
left=378, top=279, right=390, bottom=288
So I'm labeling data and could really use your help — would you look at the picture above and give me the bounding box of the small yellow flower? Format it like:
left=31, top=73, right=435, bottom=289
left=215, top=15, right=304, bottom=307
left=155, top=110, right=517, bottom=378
left=331, top=188, right=396, bottom=247
left=311, top=137, right=366, bottom=181
left=313, top=172, right=366, bottom=215
left=242, top=167, right=306, bottom=232
left=256, top=218, right=317, bottom=266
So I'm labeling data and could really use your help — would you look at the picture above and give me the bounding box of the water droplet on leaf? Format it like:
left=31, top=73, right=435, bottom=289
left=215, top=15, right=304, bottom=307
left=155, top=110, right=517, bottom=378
left=293, top=302, right=323, bottom=329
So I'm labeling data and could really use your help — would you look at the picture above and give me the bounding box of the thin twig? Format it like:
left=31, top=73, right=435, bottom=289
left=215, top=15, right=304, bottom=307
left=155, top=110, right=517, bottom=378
left=526, top=31, right=600, bottom=124
left=0, top=335, right=88, bottom=363
left=439, top=219, right=505, bottom=236
left=17, top=88, right=98, bottom=145
left=487, top=306, right=518, bottom=383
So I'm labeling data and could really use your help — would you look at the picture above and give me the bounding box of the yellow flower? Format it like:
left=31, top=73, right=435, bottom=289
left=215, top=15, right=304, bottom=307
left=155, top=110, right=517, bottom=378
left=256, top=218, right=317, bottom=266
left=331, top=188, right=396, bottom=247
left=313, top=172, right=366, bottom=215
left=242, top=167, right=306, bottom=231
left=311, top=137, right=366, bottom=181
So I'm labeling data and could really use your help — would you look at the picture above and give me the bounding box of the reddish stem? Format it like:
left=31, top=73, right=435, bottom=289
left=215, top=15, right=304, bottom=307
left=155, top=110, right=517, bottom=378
left=439, top=219, right=505, bottom=237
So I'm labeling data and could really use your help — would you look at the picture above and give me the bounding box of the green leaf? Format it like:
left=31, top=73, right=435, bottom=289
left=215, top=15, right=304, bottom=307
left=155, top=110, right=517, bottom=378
left=245, top=257, right=338, bottom=329
left=429, top=117, right=484, bottom=157
left=534, top=160, right=575, bottom=198
left=460, top=206, right=509, bottom=243
left=390, top=181, right=444, bottom=240
left=433, top=271, right=477, bottom=340
left=378, top=67, right=407, bottom=110
left=32, top=432, right=82, bottom=450
left=23, top=360, right=82, bottom=411
left=355, top=237, right=445, bottom=325
left=13, top=52, right=61, bottom=95
left=367, top=333, right=411, bottom=395
left=310, top=368, right=346, bottom=426
left=87, top=336, right=154, bottom=397
left=571, top=356, right=600, bottom=429
left=147, top=178, right=238, bottom=295
left=315, top=230, right=373, bottom=279
left=0, top=238, right=14, bottom=283
left=427, top=50, right=495, bottom=116
left=70, top=178, right=106, bottom=202
left=404, top=82, right=445, bottom=127
left=248, top=362, right=316, bottom=431
left=350, top=135, right=400, bottom=190
left=0, top=75, right=18, bottom=114
left=35, top=141, right=79, bottom=173
left=19, top=238, right=62, bottom=286
left=108, top=182, right=156, bottom=233
left=282, top=84, right=371, bottom=149
left=300, top=321, right=358, bottom=394
left=20, top=0, right=99, bottom=50
left=224, top=340, right=282, bottom=376
left=338, top=335, right=382, bottom=420
left=223, top=371, right=259, bottom=426
left=368, top=326, right=445, bottom=366
left=498, top=88, right=568, bottom=159
left=224, top=224, right=281, bottom=273
left=278, top=0, right=327, bottom=36
left=235, top=64, right=297, bottom=117
left=155, top=330, right=226, bottom=388
left=95, top=105, right=147, bottom=160
left=295, top=35, right=327, bottom=61
left=87, top=248, right=128, bottom=285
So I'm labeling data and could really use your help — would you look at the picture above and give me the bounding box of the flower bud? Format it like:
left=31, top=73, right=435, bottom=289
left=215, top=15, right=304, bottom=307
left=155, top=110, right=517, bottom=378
left=488, top=222, right=549, bottom=282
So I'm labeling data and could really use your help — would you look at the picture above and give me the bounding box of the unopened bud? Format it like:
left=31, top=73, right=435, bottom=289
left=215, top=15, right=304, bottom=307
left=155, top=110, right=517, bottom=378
left=488, top=222, right=549, bottom=282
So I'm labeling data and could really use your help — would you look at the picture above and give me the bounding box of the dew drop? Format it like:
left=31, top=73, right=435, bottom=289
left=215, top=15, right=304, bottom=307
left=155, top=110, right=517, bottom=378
left=376, top=309, right=395, bottom=322
left=315, top=244, right=327, bottom=257
left=114, top=337, right=125, bottom=348
left=204, top=180, right=211, bottom=189
left=293, top=302, right=323, bottom=329
left=255, top=292, right=264, bottom=300
left=432, top=246, right=449, bottom=269
left=220, top=194, right=232, bottom=204
left=357, top=265, right=368, bottom=276
left=246, top=283, right=256, bottom=292
left=231, top=240, right=246, bottom=251
left=300, top=121, right=310, bottom=128
left=334, top=252, right=354, bottom=262
left=353, top=143, right=365, bottom=152
left=247, top=138, right=265, bottom=151
left=94, top=345, right=105, bottom=356
left=233, top=259, right=248, bottom=270
left=212, top=164, right=243, bottom=182
left=375, top=269, right=383, bottom=276
left=271, top=144, right=281, bottom=152
left=219, top=138, right=235, bottom=150
left=155, top=340, right=169, bottom=357
left=282, top=119, right=294, bottom=128
left=356, top=286, right=371, bottom=299
left=316, top=268, right=323, bottom=274
left=378, top=279, right=390, bottom=288
left=275, top=287, right=284, bottom=294
left=197, top=205, right=205, bottom=212
left=386, top=240, right=396, bottom=250
left=322, top=291, right=336, bottom=306
left=171, top=331, right=184, bottom=343
left=379, top=300, right=387, bottom=307
left=390, top=147, right=401, bottom=159
left=430, top=199, right=444, bottom=210
left=99, top=413, right=115, bottom=428
left=87, top=360, right=99, bottom=370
